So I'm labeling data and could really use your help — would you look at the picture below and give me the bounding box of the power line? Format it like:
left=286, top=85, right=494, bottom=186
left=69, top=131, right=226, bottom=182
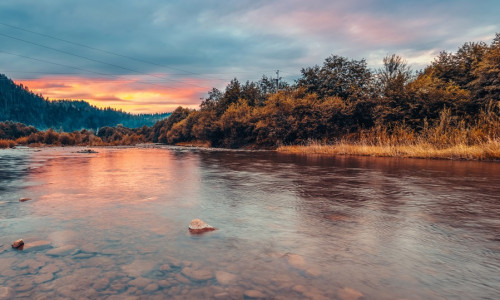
left=0, top=23, right=298, bottom=80
left=0, top=50, right=183, bottom=89
left=0, top=32, right=214, bottom=89
left=0, top=22, right=231, bottom=81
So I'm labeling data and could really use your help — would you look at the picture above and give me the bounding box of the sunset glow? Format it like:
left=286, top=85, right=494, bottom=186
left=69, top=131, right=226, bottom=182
left=16, top=76, right=217, bottom=114
left=1, top=0, right=498, bottom=114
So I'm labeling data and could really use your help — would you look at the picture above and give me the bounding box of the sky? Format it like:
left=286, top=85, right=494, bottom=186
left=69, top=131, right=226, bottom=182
left=0, top=0, right=498, bottom=114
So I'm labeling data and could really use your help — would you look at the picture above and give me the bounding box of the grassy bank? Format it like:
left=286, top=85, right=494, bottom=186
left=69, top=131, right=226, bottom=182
left=277, top=140, right=500, bottom=160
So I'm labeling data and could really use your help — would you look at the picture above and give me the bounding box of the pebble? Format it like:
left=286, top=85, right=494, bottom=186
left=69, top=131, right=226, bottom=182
left=144, top=283, right=159, bottom=292
left=338, top=287, right=363, bottom=300
left=22, top=240, right=51, bottom=251
left=93, top=278, right=110, bottom=291
left=19, top=198, right=32, bottom=202
left=306, top=267, right=322, bottom=277
left=292, top=285, right=307, bottom=293
left=159, top=264, right=171, bottom=271
left=18, top=259, right=45, bottom=271
left=0, top=287, right=13, bottom=299
left=243, top=290, right=266, bottom=299
left=188, top=218, right=216, bottom=233
left=215, top=271, right=237, bottom=285
left=284, top=253, right=306, bottom=270
left=46, top=244, right=77, bottom=256
left=11, top=239, right=24, bottom=248
left=181, top=268, right=213, bottom=281
left=129, top=277, right=151, bottom=289
left=34, top=272, right=54, bottom=284
left=214, top=292, right=231, bottom=299
left=175, top=273, right=191, bottom=284
left=121, top=260, right=157, bottom=277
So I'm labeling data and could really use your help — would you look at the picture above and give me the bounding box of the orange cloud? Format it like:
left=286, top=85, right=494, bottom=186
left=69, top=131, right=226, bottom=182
left=16, top=75, right=217, bottom=114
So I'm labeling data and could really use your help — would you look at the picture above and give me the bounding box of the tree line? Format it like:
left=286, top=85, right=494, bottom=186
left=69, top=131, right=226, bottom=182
left=0, top=74, right=170, bottom=131
left=1, top=34, right=499, bottom=150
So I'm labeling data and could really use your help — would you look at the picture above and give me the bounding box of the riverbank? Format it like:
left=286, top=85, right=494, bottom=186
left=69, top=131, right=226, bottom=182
left=277, top=140, right=500, bottom=161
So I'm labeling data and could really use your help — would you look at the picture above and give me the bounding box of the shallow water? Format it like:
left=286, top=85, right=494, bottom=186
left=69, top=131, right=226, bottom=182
left=0, top=147, right=499, bottom=299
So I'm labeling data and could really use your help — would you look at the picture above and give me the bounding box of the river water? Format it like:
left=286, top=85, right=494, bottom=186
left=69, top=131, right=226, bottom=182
left=0, top=147, right=499, bottom=299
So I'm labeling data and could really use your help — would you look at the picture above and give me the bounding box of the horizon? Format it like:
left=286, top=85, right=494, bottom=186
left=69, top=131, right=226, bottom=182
left=0, top=0, right=498, bottom=114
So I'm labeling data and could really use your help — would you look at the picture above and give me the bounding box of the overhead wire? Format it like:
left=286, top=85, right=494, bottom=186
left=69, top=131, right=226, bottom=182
left=0, top=22, right=292, bottom=80
left=0, top=32, right=215, bottom=89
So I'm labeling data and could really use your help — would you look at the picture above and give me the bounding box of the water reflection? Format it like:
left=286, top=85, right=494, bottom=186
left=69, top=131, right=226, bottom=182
left=0, top=147, right=499, bottom=299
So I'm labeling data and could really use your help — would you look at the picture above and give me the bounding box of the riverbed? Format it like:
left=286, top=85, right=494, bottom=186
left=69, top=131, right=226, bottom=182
left=1, top=147, right=499, bottom=299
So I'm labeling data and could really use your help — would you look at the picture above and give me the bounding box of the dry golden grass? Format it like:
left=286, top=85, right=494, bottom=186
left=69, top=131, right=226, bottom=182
left=278, top=140, right=500, bottom=160
left=175, top=140, right=211, bottom=148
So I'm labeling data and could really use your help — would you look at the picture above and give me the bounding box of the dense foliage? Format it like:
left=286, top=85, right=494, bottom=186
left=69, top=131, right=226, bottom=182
left=150, top=34, right=499, bottom=149
left=1, top=34, right=498, bottom=153
left=0, top=74, right=170, bottom=131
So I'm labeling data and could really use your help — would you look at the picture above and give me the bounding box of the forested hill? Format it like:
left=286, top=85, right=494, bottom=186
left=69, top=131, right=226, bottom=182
left=0, top=74, right=170, bottom=131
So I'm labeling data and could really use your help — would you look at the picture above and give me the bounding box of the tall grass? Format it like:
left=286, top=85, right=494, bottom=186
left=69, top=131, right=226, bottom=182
left=278, top=106, right=500, bottom=160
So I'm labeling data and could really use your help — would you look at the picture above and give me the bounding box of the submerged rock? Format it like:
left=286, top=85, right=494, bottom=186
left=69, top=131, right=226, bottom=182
left=243, top=290, right=266, bottom=299
left=283, top=253, right=306, bottom=270
left=188, top=218, right=216, bottom=234
left=19, top=198, right=32, bottom=202
left=46, top=244, right=77, bottom=256
left=338, top=287, right=363, bottom=300
left=215, top=271, right=237, bottom=285
left=11, top=239, right=24, bottom=249
left=0, top=287, right=13, bottom=299
left=182, top=268, right=213, bottom=281
left=76, top=149, right=98, bottom=154
left=22, top=240, right=51, bottom=251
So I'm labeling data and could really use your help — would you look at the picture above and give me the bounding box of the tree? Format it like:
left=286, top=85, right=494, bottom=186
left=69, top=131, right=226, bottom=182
left=470, top=33, right=500, bottom=103
left=297, top=55, right=373, bottom=100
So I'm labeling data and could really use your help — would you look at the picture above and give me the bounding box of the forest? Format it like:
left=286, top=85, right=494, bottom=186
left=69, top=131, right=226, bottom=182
left=1, top=34, right=499, bottom=159
left=0, top=74, right=170, bottom=131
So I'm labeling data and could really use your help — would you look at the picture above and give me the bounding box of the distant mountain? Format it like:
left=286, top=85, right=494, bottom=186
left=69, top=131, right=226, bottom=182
left=0, top=73, right=171, bottom=131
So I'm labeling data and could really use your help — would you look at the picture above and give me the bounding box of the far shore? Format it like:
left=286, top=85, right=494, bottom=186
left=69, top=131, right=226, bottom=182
left=277, top=140, right=500, bottom=161
left=2, top=141, right=500, bottom=161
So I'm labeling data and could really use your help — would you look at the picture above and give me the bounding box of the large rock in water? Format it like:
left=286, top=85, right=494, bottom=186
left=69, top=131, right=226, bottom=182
left=11, top=239, right=24, bottom=249
left=188, top=219, right=215, bottom=234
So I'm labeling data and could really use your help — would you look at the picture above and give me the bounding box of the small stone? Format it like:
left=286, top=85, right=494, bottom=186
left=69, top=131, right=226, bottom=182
left=129, top=277, right=151, bottom=289
left=46, top=244, right=77, bottom=256
left=0, top=287, right=13, bottom=299
left=292, top=285, right=307, bottom=293
left=12, top=239, right=24, bottom=248
left=214, top=292, right=231, bottom=299
left=188, top=218, right=216, bottom=234
left=306, top=267, right=322, bottom=277
left=17, top=259, right=44, bottom=271
left=19, top=198, right=32, bottom=202
left=159, top=264, right=171, bottom=272
left=338, top=287, right=363, bottom=300
left=40, top=264, right=60, bottom=274
left=175, top=273, right=191, bottom=284
left=243, top=290, right=266, bottom=299
left=181, top=268, right=213, bottom=281
left=22, top=240, right=51, bottom=251
left=158, top=280, right=170, bottom=288
left=144, top=283, right=159, bottom=292
left=34, top=272, right=54, bottom=284
left=93, top=278, right=109, bottom=291
left=121, top=260, right=157, bottom=277
left=284, top=253, right=306, bottom=270
left=215, top=271, right=237, bottom=285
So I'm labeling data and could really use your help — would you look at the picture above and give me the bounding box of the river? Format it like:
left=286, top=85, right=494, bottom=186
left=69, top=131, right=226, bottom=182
left=0, top=147, right=499, bottom=299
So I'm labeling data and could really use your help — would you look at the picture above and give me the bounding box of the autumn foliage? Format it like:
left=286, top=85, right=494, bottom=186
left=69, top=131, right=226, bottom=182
left=1, top=34, right=499, bottom=160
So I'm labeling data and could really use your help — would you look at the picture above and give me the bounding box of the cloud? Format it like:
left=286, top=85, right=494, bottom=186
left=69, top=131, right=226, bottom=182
left=1, top=0, right=498, bottom=113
